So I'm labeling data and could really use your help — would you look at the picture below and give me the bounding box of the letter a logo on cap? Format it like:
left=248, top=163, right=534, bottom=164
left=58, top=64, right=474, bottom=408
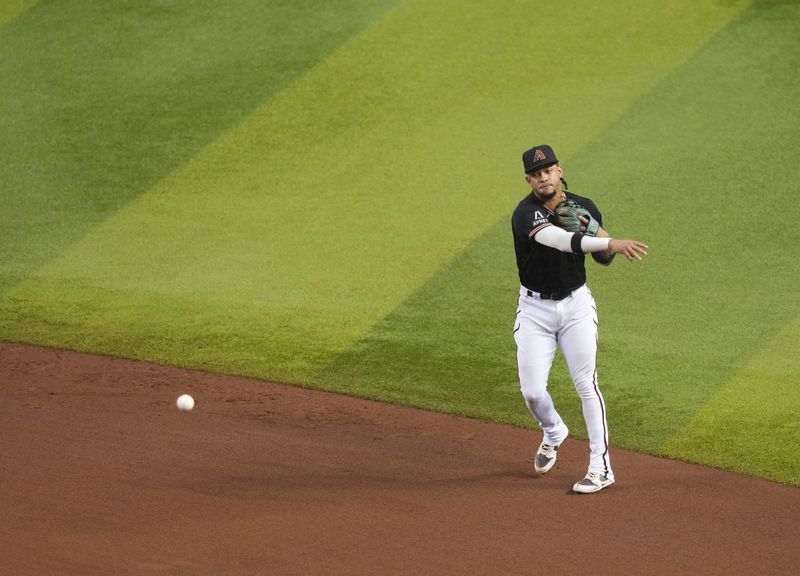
left=533, top=149, right=546, bottom=161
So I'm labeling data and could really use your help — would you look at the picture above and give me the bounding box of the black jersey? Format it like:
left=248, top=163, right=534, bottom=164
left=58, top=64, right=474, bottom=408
left=511, top=191, right=604, bottom=294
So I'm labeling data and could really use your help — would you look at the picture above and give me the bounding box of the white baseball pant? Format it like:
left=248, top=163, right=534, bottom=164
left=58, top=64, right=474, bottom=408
left=513, top=284, right=613, bottom=479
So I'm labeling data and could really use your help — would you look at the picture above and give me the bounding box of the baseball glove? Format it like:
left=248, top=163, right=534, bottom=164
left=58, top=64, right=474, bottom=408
left=553, top=199, right=600, bottom=236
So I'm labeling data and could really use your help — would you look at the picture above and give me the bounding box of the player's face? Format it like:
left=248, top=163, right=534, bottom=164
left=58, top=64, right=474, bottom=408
left=526, top=164, right=563, bottom=202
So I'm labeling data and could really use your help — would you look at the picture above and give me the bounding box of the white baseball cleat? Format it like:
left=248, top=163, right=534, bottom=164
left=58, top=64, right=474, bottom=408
left=534, top=442, right=561, bottom=473
left=572, top=472, right=614, bottom=494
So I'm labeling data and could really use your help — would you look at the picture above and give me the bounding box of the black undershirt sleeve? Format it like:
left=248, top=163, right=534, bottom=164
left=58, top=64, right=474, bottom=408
left=570, top=232, right=584, bottom=254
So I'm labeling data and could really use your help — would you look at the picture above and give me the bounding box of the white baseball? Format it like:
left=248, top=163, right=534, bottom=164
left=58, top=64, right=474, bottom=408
left=176, top=394, right=195, bottom=411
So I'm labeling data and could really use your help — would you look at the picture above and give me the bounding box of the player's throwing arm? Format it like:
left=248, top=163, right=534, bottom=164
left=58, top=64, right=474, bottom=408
left=532, top=224, right=648, bottom=262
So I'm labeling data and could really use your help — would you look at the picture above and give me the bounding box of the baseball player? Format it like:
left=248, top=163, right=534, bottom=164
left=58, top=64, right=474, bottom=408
left=511, top=144, right=647, bottom=493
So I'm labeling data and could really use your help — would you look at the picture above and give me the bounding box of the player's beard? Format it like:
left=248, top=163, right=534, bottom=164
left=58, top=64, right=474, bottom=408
left=533, top=186, right=557, bottom=203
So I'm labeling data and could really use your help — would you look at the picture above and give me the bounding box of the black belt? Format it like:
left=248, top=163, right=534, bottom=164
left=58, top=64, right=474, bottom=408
left=526, top=286, right=578, bottom=301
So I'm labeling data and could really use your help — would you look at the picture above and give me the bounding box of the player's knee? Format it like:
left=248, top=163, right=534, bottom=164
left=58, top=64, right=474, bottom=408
left=518, top=367, right=548, bottom=401
left=520, top=384, right=549, bottom=405
left=573, top=376, right=599, bottom=399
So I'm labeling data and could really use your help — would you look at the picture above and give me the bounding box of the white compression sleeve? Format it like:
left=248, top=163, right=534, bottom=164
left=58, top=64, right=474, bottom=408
left=533, top=225, right=611, bottom=254
left=580, top=235, right=612, bottom=253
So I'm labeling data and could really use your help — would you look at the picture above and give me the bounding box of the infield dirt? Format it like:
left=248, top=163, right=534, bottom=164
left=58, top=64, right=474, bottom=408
left=1, top=341, right=798, bottom=575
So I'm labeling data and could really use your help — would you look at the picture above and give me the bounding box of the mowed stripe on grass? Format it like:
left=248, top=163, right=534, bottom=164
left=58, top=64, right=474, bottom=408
left=0, top=0, right=750, bottom=384
left=0, top=0, right=399, bottom=294
left=665, top=315, right=800, bottom=485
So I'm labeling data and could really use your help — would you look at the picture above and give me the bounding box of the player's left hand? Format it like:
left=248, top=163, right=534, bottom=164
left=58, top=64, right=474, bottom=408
left=554, top=199, right=600, bottom=236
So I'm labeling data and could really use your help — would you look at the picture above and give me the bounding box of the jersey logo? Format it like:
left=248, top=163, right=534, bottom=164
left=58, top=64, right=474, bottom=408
left=533, top=149, right=546, bottom=161
left=534, top=210, right=544, bottom=220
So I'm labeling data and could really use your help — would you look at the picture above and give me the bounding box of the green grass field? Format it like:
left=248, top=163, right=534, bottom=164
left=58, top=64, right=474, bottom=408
left=2, top=0, right=798, bottom=486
